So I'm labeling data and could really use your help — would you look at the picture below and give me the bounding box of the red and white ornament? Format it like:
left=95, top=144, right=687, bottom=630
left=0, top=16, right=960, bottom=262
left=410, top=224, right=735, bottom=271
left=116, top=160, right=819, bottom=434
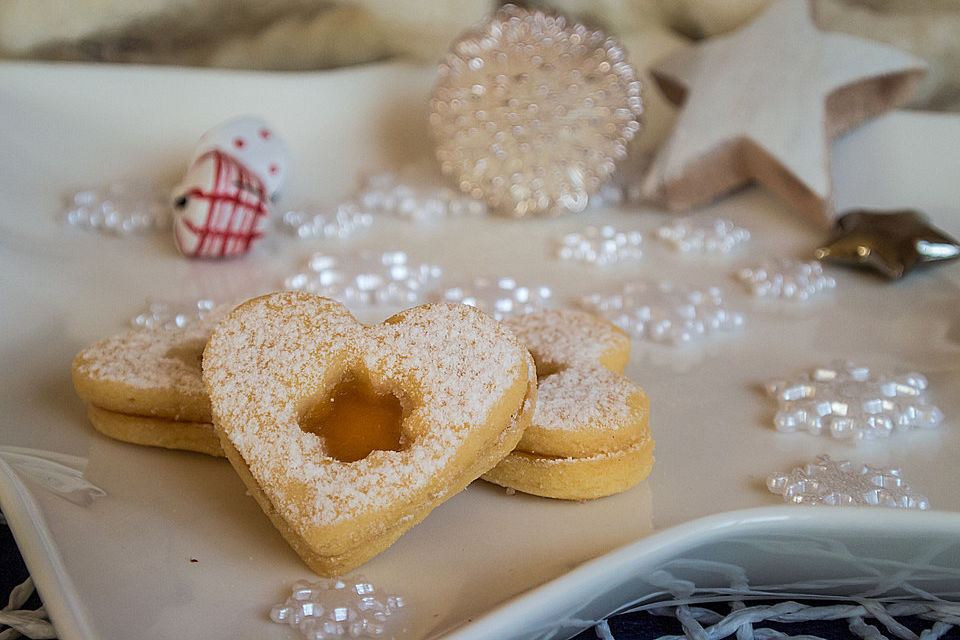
left=172, top=117, right=288, bottom=259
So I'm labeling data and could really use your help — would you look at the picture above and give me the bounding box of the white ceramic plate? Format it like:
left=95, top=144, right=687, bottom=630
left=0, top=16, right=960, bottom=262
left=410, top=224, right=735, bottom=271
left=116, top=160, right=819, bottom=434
left=1, top=61, right=959, bottom=640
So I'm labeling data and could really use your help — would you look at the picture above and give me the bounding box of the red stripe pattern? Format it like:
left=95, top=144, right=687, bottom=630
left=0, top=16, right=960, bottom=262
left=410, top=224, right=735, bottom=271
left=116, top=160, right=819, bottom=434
left=174, top=150, right=270, bottom=258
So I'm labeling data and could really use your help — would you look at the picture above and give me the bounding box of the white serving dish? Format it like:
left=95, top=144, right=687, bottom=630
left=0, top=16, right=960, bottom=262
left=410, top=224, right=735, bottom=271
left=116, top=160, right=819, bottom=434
left=1, top=61, right=959, bottom=640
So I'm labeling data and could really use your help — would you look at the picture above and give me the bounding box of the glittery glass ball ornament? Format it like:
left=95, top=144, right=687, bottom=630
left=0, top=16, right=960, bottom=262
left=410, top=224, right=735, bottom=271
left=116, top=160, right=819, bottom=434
left=554, top=225, right=642, bottom=267
left=767, top=454, right=929, bottom=509
left=765, top=361, right=943, bottom=440
left=429, top=4, right=643, bottom=217
left=578, top=280, right=744, bottom=346
left=437, top=275, right=552, bottom=320
left=284, top=250, right=443, bottom=308
left=735, top=259, right=836, bottom=301
left=585, top=182, right=630, bottom=209
left=270, top=577, right=406, bottom=640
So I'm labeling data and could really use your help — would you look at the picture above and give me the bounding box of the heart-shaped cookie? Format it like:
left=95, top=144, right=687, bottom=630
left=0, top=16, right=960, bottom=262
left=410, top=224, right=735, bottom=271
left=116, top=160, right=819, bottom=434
left=483, top=309, right=653, bottom=499
left=202, top=292, right=535, bottom=575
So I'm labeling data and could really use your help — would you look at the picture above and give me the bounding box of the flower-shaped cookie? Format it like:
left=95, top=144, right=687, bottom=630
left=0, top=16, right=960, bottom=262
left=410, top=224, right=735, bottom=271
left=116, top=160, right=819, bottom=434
left=72, top=308, right=228, bottom=456
left=484, top=309, right=653, bottom=499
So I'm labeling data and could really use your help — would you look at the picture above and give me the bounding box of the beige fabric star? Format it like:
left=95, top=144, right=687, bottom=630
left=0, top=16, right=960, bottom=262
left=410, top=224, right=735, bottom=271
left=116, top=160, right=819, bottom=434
left=641, top=0, right=926, bottom=228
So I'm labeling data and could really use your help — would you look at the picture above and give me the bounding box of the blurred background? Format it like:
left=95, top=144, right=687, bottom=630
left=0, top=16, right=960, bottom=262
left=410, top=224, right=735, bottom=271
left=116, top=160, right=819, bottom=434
left=1, top=0, right=957, bottom=114
left=4, top=0, right=956, bottom=190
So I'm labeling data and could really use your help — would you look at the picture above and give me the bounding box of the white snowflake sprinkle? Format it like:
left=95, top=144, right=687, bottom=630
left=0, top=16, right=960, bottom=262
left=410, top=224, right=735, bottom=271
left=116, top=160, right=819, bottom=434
left=284, top=250, right=442, bottom=308
left=656, top=217, right=750, bottom=254
left=353, top=171, right=488, bottom=222
left=735, top=258, right=835, bottom=301
left=62, top=180, right=170, bottom=235
left=270, top=577, right=406, bottom=640
left=437, top=276, right=552, bottom=320
left=767, top=454, right=929, bottom=509
left=554, top=225, right=642, bottom=267
left=278, top=202, right=374, bottom=240
left=765, top=361, right=943, bottom=440
left=129, top=299, right=217, bottom=330
left=578, top=280, right=744, bottom=346
left=279, top=168, right=488, bottom=238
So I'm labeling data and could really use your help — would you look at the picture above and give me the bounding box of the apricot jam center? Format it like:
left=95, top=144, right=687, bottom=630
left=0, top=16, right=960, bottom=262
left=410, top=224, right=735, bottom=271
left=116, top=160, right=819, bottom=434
left=299, top=378, right=403, bottom=463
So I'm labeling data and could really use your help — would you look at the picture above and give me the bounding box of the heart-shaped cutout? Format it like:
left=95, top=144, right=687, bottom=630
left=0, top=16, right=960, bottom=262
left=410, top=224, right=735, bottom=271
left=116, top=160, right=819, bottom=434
left=202, top=292, right=535, bottom=575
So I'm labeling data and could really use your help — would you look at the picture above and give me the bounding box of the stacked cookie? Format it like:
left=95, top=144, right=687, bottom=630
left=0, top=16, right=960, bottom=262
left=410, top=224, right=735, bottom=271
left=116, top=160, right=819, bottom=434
left=72, top=311, right=225, bottom=458
left=71, top=292, right=653, bottom=575
left=483, top=309, right=654, bottom=500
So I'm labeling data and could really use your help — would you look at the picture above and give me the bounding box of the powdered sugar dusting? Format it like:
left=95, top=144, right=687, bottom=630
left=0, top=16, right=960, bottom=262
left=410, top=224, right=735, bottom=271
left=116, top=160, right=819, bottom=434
left=203, top=293, right=528, bottom=531
left=73, top=306, right=229, bottom=415
left=505, top=308, right=629, bottom=372
left=502, top=309, right=648, bottom=459
left=534, top=367, right=642, bottom=434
